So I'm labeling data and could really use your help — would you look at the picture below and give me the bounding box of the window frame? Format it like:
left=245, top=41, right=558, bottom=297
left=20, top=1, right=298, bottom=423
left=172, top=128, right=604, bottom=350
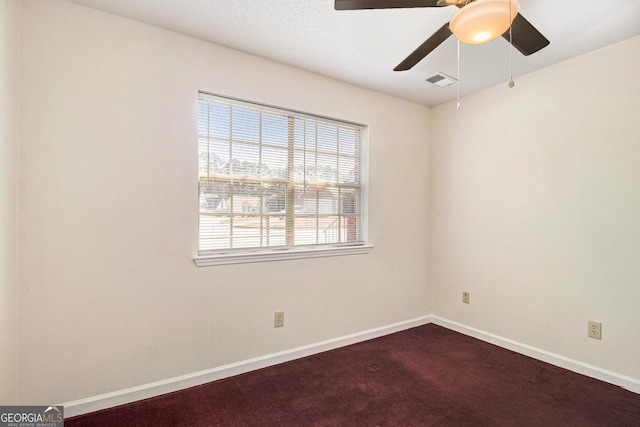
left=194, top=92, right=371, bottom=267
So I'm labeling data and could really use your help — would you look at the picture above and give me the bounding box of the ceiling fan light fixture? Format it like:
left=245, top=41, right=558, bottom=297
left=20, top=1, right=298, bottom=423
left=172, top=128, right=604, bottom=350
left=450, top=0, right=519, bottom=45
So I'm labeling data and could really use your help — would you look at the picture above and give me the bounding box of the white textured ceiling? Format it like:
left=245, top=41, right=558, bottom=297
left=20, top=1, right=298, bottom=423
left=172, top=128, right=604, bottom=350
left=65, top=0, right=640, bottom=107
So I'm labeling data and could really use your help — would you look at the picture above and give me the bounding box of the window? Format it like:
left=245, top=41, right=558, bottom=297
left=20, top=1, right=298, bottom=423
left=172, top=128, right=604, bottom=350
left=195, top=92, right=370, bottom=266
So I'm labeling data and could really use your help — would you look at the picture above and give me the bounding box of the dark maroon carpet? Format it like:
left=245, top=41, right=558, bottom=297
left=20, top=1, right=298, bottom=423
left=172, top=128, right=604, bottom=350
left=66, top=324, right=640, bottom=426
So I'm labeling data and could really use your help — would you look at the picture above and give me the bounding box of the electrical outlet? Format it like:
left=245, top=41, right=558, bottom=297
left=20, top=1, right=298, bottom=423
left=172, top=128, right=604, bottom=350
left=274, top=311, right=285, bottom=328
left=462, top=292, right=470, bottom=304
left=588, top=320, right=602, bottom=340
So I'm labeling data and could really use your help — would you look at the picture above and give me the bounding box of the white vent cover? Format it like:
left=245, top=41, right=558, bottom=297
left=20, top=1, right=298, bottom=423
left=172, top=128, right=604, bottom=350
left=426, top=72, right=457, bottom=87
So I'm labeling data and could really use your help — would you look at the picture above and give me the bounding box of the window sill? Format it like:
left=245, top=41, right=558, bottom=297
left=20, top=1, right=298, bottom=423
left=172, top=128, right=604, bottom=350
left=194, top=244, right=373, bottom=267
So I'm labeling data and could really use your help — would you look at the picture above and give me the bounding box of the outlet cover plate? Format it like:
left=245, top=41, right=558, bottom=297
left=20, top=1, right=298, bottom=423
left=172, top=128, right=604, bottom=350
left=463, top=292, right=470, bottom=304
left=588, top=320, right=602, bottom=340
left=274, top=311, right=285, bottom=328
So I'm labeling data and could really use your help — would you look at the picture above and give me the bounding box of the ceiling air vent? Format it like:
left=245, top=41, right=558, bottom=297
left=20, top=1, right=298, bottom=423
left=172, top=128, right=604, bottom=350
left=426, top=72, right=457, bottom=87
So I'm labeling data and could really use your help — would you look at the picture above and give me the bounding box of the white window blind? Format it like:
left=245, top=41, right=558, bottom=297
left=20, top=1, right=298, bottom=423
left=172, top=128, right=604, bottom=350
left=197, top=92, right=368, bottom=258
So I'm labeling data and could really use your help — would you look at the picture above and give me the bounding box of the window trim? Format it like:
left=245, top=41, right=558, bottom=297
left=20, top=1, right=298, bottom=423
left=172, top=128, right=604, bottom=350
left=194, top=92, right=370, bottom=267
left=194, top=244, right=373, bottom=267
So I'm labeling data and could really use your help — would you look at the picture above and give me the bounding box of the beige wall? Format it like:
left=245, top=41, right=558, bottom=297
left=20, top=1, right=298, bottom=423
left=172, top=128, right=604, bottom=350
left=0, top=0, right=20, bottom=405
left=430, top=35, right=640, bottom=379
left=17, top=0, right=430, bottom=403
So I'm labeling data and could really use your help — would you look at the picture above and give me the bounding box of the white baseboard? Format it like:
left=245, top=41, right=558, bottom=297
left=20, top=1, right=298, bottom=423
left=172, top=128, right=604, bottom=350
left=430, top=316, right=640, bottom=394
left=63, top=314, right=640, bottom=418
left=62, top=315, right=432, bottom=418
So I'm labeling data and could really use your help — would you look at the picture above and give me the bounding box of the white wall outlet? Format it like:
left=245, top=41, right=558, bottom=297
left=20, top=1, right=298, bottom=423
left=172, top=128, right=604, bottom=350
left=588, top=320, right=602, bottom=340
left=462, top=292, right=470, bottom=304
left=274, top=311, right=285, bottom=328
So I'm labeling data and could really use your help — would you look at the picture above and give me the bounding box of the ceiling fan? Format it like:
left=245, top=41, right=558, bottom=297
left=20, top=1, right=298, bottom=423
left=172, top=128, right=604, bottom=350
left=335, top=0, right=549, bottom=71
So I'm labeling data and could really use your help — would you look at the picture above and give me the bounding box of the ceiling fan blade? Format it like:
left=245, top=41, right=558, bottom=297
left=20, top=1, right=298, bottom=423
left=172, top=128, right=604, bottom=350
left=335, top=0, right=441, bottom=10
left=394, top=23, right=452, bottom=71
left=502, top=13, right=550, bottom=56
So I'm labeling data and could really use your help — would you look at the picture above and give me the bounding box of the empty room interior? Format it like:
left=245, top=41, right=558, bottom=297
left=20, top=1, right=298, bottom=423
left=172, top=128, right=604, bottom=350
left=1, top=0, right=640, bottom=424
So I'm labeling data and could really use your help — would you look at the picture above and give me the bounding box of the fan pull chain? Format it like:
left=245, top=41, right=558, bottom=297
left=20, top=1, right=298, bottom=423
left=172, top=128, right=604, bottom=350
left=457, top=39, right=461, bottom=110
left=508, top=0, right=515, bottom=88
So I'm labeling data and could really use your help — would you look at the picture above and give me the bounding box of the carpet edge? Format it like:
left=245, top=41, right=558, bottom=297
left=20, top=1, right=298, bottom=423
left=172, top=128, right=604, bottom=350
left=431, top=316, right=640, bottom=394
left=61, top=315, right=433, bottom=418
